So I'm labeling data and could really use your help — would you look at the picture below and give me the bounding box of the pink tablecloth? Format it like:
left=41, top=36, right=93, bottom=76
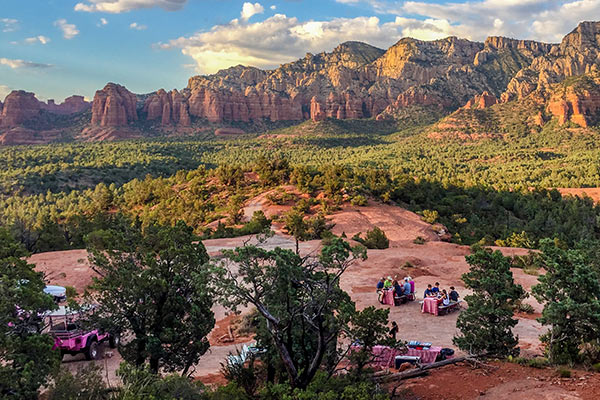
left=406, top=346, right=442, bottom=364
left=382, top=289, right=395, bottom=305
left=422, top=297, right=440, bottom=315
left=354, top=345, right=403, bottom=368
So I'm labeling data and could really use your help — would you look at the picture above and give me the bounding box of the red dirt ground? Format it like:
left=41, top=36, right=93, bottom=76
left=399, top=361, right=600, bottom=400
left=557, top=188, right=600, bottom=203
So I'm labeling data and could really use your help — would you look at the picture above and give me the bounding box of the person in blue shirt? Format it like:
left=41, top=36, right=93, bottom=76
left=432, top=282, right=440, bottom=295
left=424, top=284, right=434, bottom=298
left=403, top=278, right=411, bottom=295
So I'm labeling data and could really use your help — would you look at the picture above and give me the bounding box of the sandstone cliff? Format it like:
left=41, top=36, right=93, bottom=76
left=0, top=91, right=41, bottom=127
left=91, top=83, right=138, bottom=127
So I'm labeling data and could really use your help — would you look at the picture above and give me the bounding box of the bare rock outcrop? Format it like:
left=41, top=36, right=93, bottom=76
left=41, top=96, right=91, bottom=114
left=0, top=91, right=41, bottom=127
left=546, top=73, right=600, bottom=127
left=91, top=83, right=138, bottom=127
left=461, top=91, right=499, bottom=110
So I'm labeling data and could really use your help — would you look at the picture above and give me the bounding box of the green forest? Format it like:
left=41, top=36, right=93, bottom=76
left=1, top=115, right=599, bottom=254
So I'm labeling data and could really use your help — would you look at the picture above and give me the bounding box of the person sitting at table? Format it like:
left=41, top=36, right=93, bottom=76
left=403, top=278, right=411, bottom=296
left=376, top=278, right=385, bottom=303
left=441, top=289, right=450, bottom=306
left=449, top=286, right=460, bottom=302
left=393, top=280, right=404, bottom=297
left=432, top=282, right=440, bottom=295
left=389, top=321, right=399, bottom=341
left=384, top=276, right=393, bottom=289
left=424, top=284, right=435, bottom=298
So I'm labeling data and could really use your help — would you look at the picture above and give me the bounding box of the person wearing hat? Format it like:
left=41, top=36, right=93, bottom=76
left=384, top=276, right=393, bottom=289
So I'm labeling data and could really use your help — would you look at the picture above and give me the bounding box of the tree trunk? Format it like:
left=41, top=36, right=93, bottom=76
left=374, top=356, right=473, bottom=383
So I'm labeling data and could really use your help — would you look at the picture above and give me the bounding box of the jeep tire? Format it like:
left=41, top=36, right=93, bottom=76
left=85, top=339, right=99, bottom=360
left=109, top=333, right=120, bottom=349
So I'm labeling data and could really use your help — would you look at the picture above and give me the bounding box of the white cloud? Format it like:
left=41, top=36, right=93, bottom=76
left=54, top=19, right=80, bottom=39
left=25, top=35, right=51, bottom=45
left=241, top=2, right=264, bottom=20
left=0, top=85, right=12, bottom=101
left=270, top=5, right=276, bottom=10
left=1, top=18, right=18, bottom=32
left=161, top=14, right=415, bottom=73
left=0, top=58, right=53, bottom=69
left=344, top=0, right=600, bottom=43
left=99, top=17, right=108, bottom=26
left=129, top=22, right=147, bottom=30
left=75, top=0, right=187, bottom=13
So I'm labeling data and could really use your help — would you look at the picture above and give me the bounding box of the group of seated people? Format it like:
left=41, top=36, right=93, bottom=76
left=423, top=282, right=460, bottom=306
left=376, top=276, right=415, bottom=303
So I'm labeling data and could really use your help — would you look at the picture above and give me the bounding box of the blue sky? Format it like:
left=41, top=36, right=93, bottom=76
left=0, top=0, right=596, bottom=102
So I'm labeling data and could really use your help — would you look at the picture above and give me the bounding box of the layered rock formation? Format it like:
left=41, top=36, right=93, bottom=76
left=90, top=83, right=138, bottom=127
left=546, top=73, right=600, bottom=127
left=0, top=91, right=41, bottom=127
left=143, top=89, right=191, bottom=126
left=41, top=96, right=91, bottom=115
left=461, top=91, right=499, bottom=110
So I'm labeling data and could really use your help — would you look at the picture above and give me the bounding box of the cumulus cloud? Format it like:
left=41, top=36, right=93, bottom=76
left=241, top=2, right=264, bottom=20
left=54, top=19, right=79, bottom=39
left=161, top=14, right=418, bottom=73
left=1, top=18, right=18, bottom=32
left=342, top=0, right=600, bottom=43
left=75, top=0, right=187, bottom=13
left=129, top=22, right=147, bottom=30
left=270, top=5, right=276, bottom=10
left=99, top=17, right=109, bottom=26
left=0, top=58, right=53, bottom=69
left=25, top=35, right=51, bottom=45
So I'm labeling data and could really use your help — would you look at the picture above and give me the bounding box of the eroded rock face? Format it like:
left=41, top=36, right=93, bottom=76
left=41, top=96, right=91, bottom=115
left=143, top=89, right=191, bottom=126
left=546, top=74, right=600, bottom=127
left=0, top=91, right=41, bottom=127
left=91, top=83, right=138, bottom=127
left=462, top=91, right=499, bottom=110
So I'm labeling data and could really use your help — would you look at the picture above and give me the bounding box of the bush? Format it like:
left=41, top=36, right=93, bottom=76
left=413, top=236, right=426, bottom=245
left=421, top=209, right=439, bottom=224
left=592, top=362, right=600, bottom=372
left=266, top=189, right=295, bottom=205
left=65, top=285, right=78, bottom=299
left=351, top=195, right=368, bottom=207
left=556, top=367, right=571, bottom=378
left=362, top=227, right=389, bottom=249
left=508, top=356, right=550, bottom=369
left=48, top=364, right=109, bottom=400
left=515, top=302, right=535, bottom=314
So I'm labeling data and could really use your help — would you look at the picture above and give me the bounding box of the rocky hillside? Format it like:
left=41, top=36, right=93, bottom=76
left=1, top=21, right=599, bottom=145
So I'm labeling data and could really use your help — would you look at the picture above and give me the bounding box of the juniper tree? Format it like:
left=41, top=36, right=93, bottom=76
left=86, top=220, right=214, bottom=375
left=532, top=239, right=600, bottom=364
left=453, top=247, right=525, bottom=357
left=211, top=238, right=383, bottom=389
left=0, top=229, right=59, bottom=399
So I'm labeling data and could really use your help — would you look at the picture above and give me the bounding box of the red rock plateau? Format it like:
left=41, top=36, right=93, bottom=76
left=2, top=21, right=600, bottom=145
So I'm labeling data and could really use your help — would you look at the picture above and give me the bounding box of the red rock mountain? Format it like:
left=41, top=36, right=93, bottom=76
left=41, top=96, right=91, bottom=115
left=2, top=21, right=600, bottom=145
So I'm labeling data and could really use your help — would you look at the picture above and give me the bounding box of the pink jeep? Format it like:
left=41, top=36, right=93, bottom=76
left=45, top=306, right=119, bottom=360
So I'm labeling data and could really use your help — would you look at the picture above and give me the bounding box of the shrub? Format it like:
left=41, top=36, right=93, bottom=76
left=362, top=227, right=389, bottom=249
left=413, top=236, right=426, bottom=245
left=592, top=363, right=600, bottom=373
left=351, top=195, right=368, bottom=207
left=556, top=367, right=571, bottom=378
left=65, top=285, right=78, bottom=299
left=421, top=209, right=439, bottom=224
left=266, top=189, right=295, bottom=205
left=515, top=302, right=535, bottom=314
left=48, top=364, right=109, bottom=400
